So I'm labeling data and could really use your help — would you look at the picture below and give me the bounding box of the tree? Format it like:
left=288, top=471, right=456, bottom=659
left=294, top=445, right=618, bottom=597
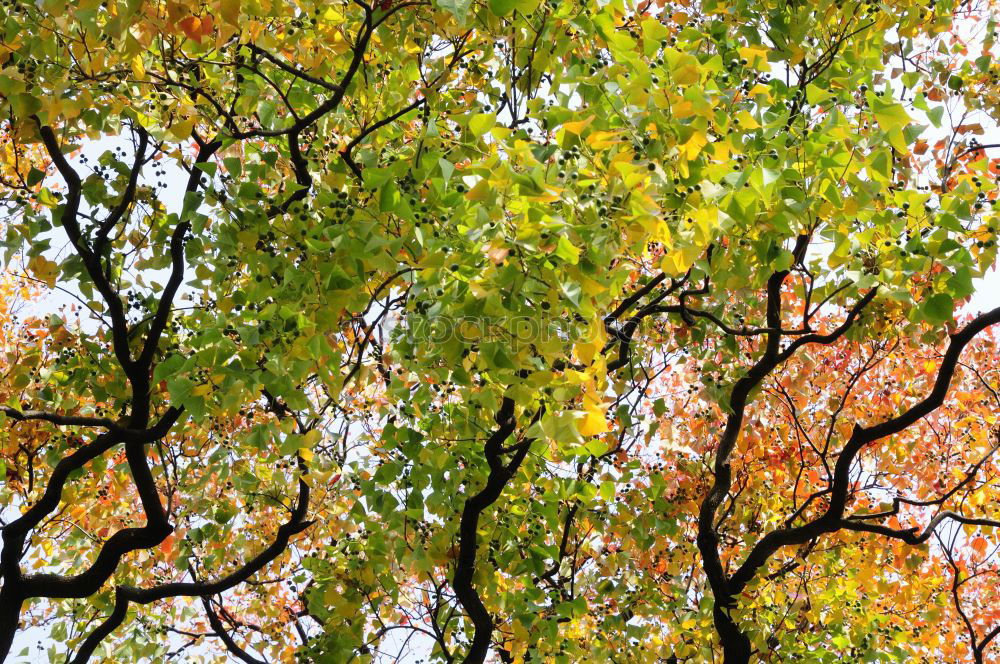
left=1, top=0, right=999, bottom=661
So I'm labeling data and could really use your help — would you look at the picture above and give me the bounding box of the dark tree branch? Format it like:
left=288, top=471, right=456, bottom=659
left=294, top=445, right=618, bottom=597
left=0, top=408, right=182, bottom=658
left=67, top=474, right=311, bottom=663
left=453, top=399, right=541, bottom=664
left=727, top=305, right=1000, bottom=598
left=839, top=511, right=1000, bottom=544
left=246, top=44, right=343, bottom=93
left=94, top=124, right=150, bottom=251
left=33, top=120, right=135, bottom=378
left=201, top=597, right=269, bottom=664
left=136, top=136, right=221, bottom=374
left=340, top=97, right=426, bottom=179
left=0, top=408, right=122, bottom=432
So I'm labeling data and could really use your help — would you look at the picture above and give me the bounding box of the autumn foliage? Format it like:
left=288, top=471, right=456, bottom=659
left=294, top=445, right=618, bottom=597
left=0, top=0, right=999, bottom=662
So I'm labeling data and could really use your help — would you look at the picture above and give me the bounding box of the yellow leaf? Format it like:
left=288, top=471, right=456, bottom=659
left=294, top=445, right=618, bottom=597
left=735, top=110, right=759, bottom=129
left=169, top=117, right=195, bottom=140
left=512, top=620, right=529, bottom=643
left=28, top=254, right=58, bottom=288
left=469, top=112, right=496, bottom=137
left=787, top=43, right=806, bottom=65
left=575, top=331, right=605, bottom=365
left=464, top=179, right=491, bottom=202
left=693, top=206, right=720, bottom=243
left=587, top=130, right=622, bottom=149
left=661, top=243, right=702, bottom=275
left=886, top=127, right=909, bottom=154
left=578, top=275, right=607, bottom=296
left=577, top=410, right=608, bottom=436
left=563, top=115, right=595, bottom=135
left=219, top=0, right=240, bottom=25
left=679, top=130, right=707, bottom=162
left=738, top=45, right=769, bottom=69
left=673, top=59, right=701, bottom=86
left=576, top=395, right=609, bottom=436
left=131, top=54, right=145, bottom=79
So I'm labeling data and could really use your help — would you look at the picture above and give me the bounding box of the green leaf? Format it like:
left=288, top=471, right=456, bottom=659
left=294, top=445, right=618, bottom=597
left=36, top=188, right=59, bottom=207
left=257, top=100, right=278, bottom=130
left=26, top=167, right=45, bottom=187
left=805, top=83, right=832, bottom=106
left=869, top=150, right=892, bottom=182
left=11, top=93, right=41, bottom=117
left=923, top=293, right=954, bottom=322
left=223, top=156, right=242, bottom=178
left=438, top=158, right=455, bottom=185
left=772, top=250, right=794, bottom=272
left=488, top=0, right=516, bottom=15
left=436, top=0, right=474, bottom=22
left=554, top=236, right=580, bottom=264
left=869, top=94, right=911, bottom=132
left=379, top=182, right=399, bottom=213
left=153, top=355, right=186, bottom=383
left=195, top=162, right=218, bottom=178
left=947, top=267, right=973, bottom=299
left=927, top=105, right=944, bottom=128
left=469, top=112, right=497, bottom=138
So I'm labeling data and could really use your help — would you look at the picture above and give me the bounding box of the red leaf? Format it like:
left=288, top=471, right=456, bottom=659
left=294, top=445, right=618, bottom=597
left=179, top=15, right=214, bottom=42
left=179, top=16, right=202, bottom=41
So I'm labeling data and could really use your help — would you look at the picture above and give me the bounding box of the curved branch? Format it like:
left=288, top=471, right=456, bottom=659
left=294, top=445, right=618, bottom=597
left=246, top=43, right=343, bottom=92
left=839, top=511, right=1000, bottom=545
left=453, top=399, right=541, bottom=664
left=201, top=596, right=269, bottom=664
left=94, top=124, right=150, bottom=251
left=0, top=408, right=182, bottom=658
left=340, top=97, right=425, bottom=179
left=68, top=476, right=311, bottom=663
left=136, top=138, right=221, bottom=373
left=727, top=304, right=1000, bottom=595
left=0, top=408, right=122, bottom=432
left=33, top=120, right=135, bottom=378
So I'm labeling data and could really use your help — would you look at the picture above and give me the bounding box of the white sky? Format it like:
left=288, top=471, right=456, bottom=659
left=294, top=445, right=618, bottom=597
left=969, top=269, right=1000, bottom=312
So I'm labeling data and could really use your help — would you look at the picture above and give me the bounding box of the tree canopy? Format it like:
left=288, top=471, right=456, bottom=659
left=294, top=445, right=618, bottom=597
left=1, top=0, right=1000, bottom=661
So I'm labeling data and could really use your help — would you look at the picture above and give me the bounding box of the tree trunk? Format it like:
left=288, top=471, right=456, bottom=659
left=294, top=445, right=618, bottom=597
left=0, top=587, right=23, bottom=661
left=714, top=603, right=752, bottom=664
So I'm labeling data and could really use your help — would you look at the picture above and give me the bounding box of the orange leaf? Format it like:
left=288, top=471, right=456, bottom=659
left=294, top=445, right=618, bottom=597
left=955, top=123, right=985, bottom=135
left=199, top=14, right=214, bottom=38
left=486, top=245, right=510, bottom=265
left=179, top=16, right=203, bottom=41
left=179, top=15, right=214, bottom=41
